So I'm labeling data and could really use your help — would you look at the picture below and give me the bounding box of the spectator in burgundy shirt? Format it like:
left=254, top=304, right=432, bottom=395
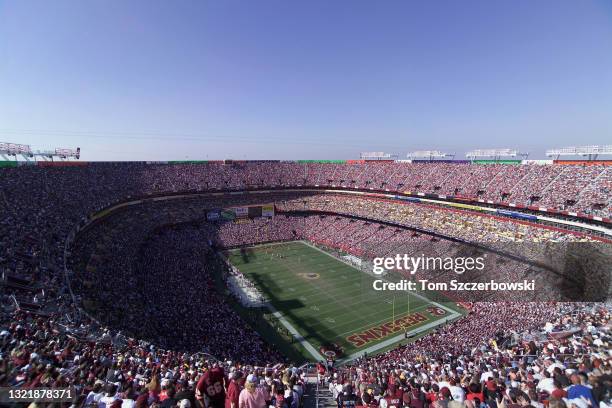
left=226, top=371, right=244, bottom=408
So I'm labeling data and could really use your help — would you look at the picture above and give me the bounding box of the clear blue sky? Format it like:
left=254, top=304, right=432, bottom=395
left=1, top=0, right=611, bottom=160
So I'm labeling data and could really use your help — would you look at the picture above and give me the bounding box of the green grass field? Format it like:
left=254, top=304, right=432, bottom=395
left=226, top=241, right=463, bottom=362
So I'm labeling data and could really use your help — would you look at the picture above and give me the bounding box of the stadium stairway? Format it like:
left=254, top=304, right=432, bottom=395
left=304, top=381, right=337, bottom=408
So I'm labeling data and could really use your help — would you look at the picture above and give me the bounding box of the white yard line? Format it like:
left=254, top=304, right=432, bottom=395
left=226, top=242, right=325, bottom=361
left=299, top=240, right=465, bottom=363
left=231, top=240, right=465, bottom=363
left=333, top=302, right=431, bottom=337
left=300, top=240, right=458, bottom=316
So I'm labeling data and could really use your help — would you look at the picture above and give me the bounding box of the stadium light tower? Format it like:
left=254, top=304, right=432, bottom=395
left=545, top=145, right=612, bottom=161
left=0, top=142, right=33, bottom=161
left=465, top=148, right=529, bottom=162
left=360, top=152, right=398, bottom=160
left=54, top=147, right=80, bottom=160
left=0, top=142, right=80, bottom=161
left=32, top=147, right=81, bottom=161
left=406, top=150, right=455, bottom=161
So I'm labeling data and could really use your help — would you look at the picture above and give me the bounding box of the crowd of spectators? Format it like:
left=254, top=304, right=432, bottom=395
left=289, top=214, right=569, bottom=302
left=67, top=195, right=598, bottom=350
left=0, top=163, right=608, bottom=312
left=291, top=162, right=610, bottom=217
left=0, top=163, right=610, bottom=407
left=1, top=306, right=308, bottom=407
left=331, top=302, right=610, bottom=408
left=276, top=195, right=599, bottom=244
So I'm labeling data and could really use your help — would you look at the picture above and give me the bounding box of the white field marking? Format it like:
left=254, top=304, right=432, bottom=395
left=231, top=241, right=462, bottom=362
left=242, top=257, right=370, bottom=323
left=337, top=310, right=462, bottom=364
left=287, top=292, right=433, bottom=339
left=332, top=302, right=431, bottom=338
left=236, top=260, right=420, bottom=326
left=267, top=304, right=325, bottom=361
left=278, top=272, right=369, bottom=290
left=299, top=240, right=458, bottom=316
left=288, top=243, right=464, bottom=343
left=300, top=305, right=438, bottom=341
left=325, top=317, right=336, bottom=324
left=227, top=244, right=325, bottom=361
left=288, top=287, right=296, bottom=292
left=274, top=260, right=367, bottom=323
left=299, top=301, right=428, bottom=339
left=251, top=255, right=341, bottom=272
left=290, top=291, right=420, bottom=331
left=264, top=267, right=401, bottom=307
left=284, top=272, right=358, bottom=291
left=250, top=258, right=430, bottom=325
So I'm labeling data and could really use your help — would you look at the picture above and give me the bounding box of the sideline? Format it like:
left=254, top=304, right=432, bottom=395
left=222, top=246, right=324, bottom=361
left=267, top=304, right=325, bottom=361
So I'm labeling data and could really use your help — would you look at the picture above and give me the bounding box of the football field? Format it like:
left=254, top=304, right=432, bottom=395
left=226, top=241, right=464, bottom=362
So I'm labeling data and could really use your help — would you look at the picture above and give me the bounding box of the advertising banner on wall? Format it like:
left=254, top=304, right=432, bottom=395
left=221, top=209, right=236, bottom=220
left=248, top=206, right=263, bottom=218
left=262, top=204, right=275, bottom=217
left=206, top=210, right=221, bottom=221
left=522, top=160, right=554, bottom=165
left=234, top=207, right=248, bottom=218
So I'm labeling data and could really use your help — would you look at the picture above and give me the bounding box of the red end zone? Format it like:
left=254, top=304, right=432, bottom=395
left=346, top=307, right=448, bottom=348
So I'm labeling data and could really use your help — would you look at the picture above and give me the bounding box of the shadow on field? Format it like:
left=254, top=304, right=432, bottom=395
left=239, top=247, right=255, bottom=263
left=248, top=272, right=331, bottom=349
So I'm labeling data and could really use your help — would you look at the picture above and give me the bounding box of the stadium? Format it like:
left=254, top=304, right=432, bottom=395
left=1, top=152, right=611, bottom=407
left=1, top=2, right=612, bottom=407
